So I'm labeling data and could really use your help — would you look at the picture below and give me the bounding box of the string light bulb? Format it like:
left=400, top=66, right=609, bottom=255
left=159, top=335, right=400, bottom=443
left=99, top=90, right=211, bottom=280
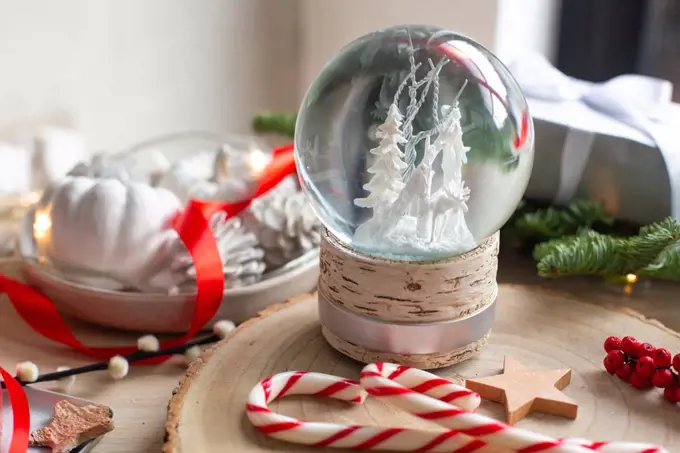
left=246, top=147, right=270, bottom=179
left=625, top=273, right=638, bottom=284
left=33, top=211, right=52, bottom=240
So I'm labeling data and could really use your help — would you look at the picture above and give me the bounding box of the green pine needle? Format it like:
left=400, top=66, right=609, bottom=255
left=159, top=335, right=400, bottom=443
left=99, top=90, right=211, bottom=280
left=251, top=112, right=296, bottom=138
left=514, top=200, right=614, bottom=239
left=534, top=231, right=626, bottom=277
left=535, top=216, right=680, bottom=281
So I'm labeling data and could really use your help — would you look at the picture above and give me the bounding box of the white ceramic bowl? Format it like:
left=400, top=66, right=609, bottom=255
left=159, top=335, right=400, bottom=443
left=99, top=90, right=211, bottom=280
left=17, top=210, right=319, bottom=333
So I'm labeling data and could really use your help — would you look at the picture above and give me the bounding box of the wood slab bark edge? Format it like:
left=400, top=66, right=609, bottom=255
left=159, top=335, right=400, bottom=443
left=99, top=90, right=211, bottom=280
left=162, top=284, right=680, bottom=453
left=162, top=291, right=315, bottom=453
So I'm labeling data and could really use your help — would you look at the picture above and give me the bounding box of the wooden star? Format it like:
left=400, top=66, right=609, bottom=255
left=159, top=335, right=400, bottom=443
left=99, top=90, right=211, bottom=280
left=29, top=400, right=114, bottom=453
left=465, top=356, right=578, bottom=425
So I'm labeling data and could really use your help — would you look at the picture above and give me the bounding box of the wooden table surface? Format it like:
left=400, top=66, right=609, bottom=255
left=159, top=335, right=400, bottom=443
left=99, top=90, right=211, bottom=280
left=1, top=244, right=680, bottom=452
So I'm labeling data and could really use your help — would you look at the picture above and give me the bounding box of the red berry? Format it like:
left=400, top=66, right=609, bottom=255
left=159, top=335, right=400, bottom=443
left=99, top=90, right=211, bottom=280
left=673, top=354, right=680, bottom=372
left=616, top=363, right=632, bottom=381
left=630, top=372, right=652, bottom=389
left=604, top=350, right=625, bottom=374
left=636, top=356, right=656, bottom=378
left=654, top=348, right=672, bottom=368
left=604, top=336, right=622, bottom=353
left=621, top=336, right=640, bottom=356
left=637, top=342, right=656, bottom=357
left=664, top=386, right=680, bottom=403
left=652, top=368, right=675, bottom=388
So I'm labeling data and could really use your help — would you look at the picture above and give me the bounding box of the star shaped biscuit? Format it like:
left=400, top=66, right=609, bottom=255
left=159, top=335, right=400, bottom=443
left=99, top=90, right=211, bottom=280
left=465, top=356, right=578, bottom=425
left=29, top=400, right=114, bottom=453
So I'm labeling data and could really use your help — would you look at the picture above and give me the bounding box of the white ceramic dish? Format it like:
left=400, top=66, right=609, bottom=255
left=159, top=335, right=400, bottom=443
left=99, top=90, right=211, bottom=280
left=17, top=210, right=319, bottom=333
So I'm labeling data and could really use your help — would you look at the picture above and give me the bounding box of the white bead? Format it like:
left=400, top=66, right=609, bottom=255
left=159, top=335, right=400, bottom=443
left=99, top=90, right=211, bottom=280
left=16, top=361, right=39, bottom=383
left=137, top=334, right=160, bottom=352
left=108, top=355, right=129, bottom=379
left=212, top=320, right=236, bottom=339
left=184, top=346, right=202, bottom=365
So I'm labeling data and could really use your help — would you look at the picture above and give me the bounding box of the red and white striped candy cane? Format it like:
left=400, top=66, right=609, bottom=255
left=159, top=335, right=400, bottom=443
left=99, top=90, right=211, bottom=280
left=360, top=363, right=668, bottom=453
left=246, top=369, right=488, bottom=452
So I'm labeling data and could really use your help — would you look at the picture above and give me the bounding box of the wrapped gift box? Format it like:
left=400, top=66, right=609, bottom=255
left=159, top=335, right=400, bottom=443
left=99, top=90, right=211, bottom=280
left=509, top=55, right=680, bottom=226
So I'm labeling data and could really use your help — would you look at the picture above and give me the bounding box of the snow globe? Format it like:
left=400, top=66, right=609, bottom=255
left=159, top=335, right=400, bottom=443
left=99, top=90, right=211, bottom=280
left=296, top=25, right=534, bottom=369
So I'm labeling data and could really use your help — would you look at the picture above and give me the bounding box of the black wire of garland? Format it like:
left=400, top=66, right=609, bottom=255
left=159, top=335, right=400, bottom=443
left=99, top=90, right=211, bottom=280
left=1, top=334, right=220, bottom=388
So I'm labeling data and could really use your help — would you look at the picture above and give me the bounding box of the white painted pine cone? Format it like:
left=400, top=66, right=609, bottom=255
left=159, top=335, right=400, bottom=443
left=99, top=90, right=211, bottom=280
left=167, top=212, right=266, bottom=291
left=243, top=190, right=321, bottom=269
left=68, top=154, right=131, bottom=182
left=158, top=156, right=255, bottom=204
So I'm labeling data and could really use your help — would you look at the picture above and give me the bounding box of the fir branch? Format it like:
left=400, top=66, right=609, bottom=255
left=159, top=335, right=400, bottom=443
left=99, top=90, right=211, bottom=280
left=534, top=216, right=680, bottom=281
left=624, top=217, right=680, bottom=268
left=514, top=200, right=614, bottom=240
left=640, top=242, right=680, bottom=281
left=252, top=112, right=296, bottom=138
left=534, top=231, right=626, bottom=277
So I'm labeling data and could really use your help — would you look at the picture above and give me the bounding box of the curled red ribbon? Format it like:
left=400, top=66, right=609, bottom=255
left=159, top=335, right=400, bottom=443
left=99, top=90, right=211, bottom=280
left=0, top=366, right=30, bottom=453
left=0, top=143, right=296, bottom=451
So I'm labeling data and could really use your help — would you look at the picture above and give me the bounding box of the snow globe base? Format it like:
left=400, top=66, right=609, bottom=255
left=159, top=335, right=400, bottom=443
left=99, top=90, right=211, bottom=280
left=318, top=229, right=499, bottom=370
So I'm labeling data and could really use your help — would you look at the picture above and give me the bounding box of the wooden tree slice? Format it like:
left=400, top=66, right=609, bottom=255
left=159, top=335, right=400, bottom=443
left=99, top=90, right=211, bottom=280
left=164, top=285, right=680, bottom=453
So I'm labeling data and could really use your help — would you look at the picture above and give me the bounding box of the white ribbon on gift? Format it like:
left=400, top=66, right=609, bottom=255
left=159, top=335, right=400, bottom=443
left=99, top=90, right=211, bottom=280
left=508, top=55, right=680, bottom=219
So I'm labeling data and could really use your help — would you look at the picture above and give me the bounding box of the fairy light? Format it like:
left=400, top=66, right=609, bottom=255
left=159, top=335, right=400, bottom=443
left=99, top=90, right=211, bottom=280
left=33, top=211, right=52, bottom=240
left=247, top=148, right=270, bottom=179
left=625, top=273, right=638, bottom=284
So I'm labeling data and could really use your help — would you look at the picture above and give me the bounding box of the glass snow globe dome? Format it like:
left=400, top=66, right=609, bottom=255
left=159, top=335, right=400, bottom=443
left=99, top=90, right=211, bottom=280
left=295, top=25, right=534, bottom=261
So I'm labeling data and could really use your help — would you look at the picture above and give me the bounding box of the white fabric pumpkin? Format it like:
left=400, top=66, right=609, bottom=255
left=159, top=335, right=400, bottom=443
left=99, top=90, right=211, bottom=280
left=36, top=176, right=182, bottom=291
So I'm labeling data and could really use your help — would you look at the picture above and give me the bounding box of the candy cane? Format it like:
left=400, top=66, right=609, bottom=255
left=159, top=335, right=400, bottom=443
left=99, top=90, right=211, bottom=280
left=246, top=365, right=668, bottom=453
left=246, top=369, right=489, bottom=452
left=360, top=363, right=667, bottom=453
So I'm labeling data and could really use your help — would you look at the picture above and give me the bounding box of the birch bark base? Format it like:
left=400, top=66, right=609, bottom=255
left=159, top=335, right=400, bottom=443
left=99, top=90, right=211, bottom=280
left=318, top=230, right=499, bottom=368
left=319, top=231, right=499, bottom=323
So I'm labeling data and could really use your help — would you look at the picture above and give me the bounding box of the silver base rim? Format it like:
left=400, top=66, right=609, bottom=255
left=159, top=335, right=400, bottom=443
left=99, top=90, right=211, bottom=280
left=318, top=289, right=496, bottom=355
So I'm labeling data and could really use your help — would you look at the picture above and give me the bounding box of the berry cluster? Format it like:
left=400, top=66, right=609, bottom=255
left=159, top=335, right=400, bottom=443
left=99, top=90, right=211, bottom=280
left=603, top=336, right=680, bottom=402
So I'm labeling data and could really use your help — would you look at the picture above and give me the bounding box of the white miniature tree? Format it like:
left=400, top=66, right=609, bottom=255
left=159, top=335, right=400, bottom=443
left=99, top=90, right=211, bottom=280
left=354, top=103, right=407, bottom=216
left=353, top=47, right=476, bottom=256
left=435, top=103, right=470, bottom=190
left=414, top=135, right=437, bottom=241
left=431, top=102, right=473, bottom=243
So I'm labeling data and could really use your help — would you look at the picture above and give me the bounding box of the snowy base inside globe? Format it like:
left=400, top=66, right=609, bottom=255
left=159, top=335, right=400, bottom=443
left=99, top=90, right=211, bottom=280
left=352, top=213, right=477, bottom=260
left=318, top=229, right=499, bottom=369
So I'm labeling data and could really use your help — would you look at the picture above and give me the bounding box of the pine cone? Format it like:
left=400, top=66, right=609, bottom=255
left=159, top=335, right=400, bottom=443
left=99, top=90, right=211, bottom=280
left=243, top=190, right=321, bottom=269
left=158, top=157, right=255, bottom=204
left=162, top=212, right=266, bottom=292
left=68, top=154, right=130, bottom=181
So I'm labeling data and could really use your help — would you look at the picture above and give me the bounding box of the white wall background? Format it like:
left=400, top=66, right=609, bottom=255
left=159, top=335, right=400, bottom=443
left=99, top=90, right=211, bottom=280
left=0, top=0, right=300, bottom=151
left=297, top=0, right=561, bottom=98
left=0, top=0, right=560, bottom=152
left=298, top=0, right=501, bottom=96
left=494, top=0, right=562, bottom=64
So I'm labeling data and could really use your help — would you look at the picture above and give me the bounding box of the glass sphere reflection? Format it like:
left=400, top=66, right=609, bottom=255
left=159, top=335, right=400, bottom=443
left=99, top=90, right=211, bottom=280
left=295, top=25, right=534, bottom=260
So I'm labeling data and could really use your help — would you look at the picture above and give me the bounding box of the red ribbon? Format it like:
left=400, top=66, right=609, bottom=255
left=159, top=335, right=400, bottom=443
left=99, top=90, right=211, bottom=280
left=0, top=143, right=296, bottom=451
left=0, top=366, right=30, bottom=453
